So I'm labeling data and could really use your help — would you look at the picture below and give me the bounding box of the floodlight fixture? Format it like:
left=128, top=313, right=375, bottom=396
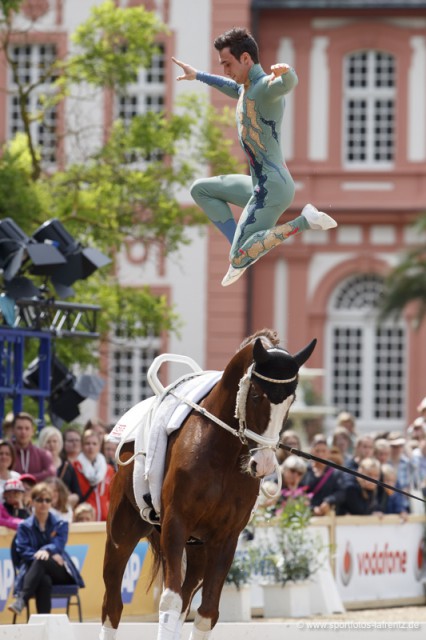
left=0, top=218, right=66, bottom=281
left=24, top=354, right=105, bottom=424
left=33, top=218, right=111, bottom=288
left=4, top=276, right=40, bottom=300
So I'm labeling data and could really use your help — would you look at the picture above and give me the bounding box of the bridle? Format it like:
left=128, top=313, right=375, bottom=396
left=166, top=362, right=296, bottom=449
left=168, top=361, right=296, bottom=500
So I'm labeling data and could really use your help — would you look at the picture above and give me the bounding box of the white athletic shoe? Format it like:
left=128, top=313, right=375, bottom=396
left=301, top=203, right=337, bottom=230
left=221, top=264, right=248, bottom=287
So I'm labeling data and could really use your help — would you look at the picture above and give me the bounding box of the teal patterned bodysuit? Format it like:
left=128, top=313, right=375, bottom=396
left=191, top=63, right=310, bottom=268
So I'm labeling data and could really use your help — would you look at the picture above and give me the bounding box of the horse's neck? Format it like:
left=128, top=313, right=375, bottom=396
left=203, top=348, right=251, bottom=418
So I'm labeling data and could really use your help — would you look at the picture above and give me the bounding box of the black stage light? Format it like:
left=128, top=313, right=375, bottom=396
left=33, top=218, right=111, bottom=288
left=4, top=276, right=40, bottom=299
left=24, top=354, right=75, bottom=392
left=49, top=373, right=104, bottom=423
left=0, top=218, right=66, bottom=281
left=49, top=384, right=85, bottom=422
left=24, top=354, right=105, bottom=423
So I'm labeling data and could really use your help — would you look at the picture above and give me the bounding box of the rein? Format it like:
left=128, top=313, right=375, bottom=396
left=168, top=390, right=278, bottom=447
left=278, top=443, right=426, bottom=506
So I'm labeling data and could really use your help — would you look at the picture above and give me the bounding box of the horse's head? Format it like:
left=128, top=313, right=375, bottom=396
left=237, top=335, right=317, bottom=479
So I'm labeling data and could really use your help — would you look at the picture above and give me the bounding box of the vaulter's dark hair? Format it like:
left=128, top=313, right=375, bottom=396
left=214, top=27, right=259, bottom=64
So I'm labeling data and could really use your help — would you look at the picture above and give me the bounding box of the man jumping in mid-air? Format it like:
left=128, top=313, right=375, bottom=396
left=172, top=27, right=337, bottom=287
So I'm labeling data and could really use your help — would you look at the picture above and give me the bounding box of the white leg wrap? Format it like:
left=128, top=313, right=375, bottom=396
left=188, top=613, right=213, bottom=640
left=99, top=624, right=117, bottom=640
left=172, top=613, right=186, bottom=640
left=158, top=589, right=183, bottom=640
left=158, top=610, right=181, bottom=640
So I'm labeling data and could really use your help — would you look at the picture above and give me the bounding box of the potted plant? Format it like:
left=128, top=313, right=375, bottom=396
left=220, top=545, right=256, bottom=621
left=254, top=494, right=325, bottom=618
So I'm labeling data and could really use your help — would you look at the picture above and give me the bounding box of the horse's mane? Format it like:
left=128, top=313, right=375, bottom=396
left=237, top=328, right=280, bottom=351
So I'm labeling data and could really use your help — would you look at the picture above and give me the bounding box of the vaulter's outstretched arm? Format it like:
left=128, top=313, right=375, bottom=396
left=172, top=56, right=240, bottom=99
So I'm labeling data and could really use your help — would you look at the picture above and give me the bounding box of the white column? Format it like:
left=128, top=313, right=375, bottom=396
left=308, top=37, right=329, bottom=161
left=273, top=258, right=288, bottom=346
left=408, top=36, right=426, bottom=161
left=277, top=37, right=295, bottom=160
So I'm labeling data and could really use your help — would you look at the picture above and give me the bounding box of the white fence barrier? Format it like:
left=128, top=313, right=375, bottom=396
left=1, top=616, right=425, bottom=640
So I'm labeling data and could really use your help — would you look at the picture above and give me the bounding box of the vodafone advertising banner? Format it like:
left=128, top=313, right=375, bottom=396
left=335, top=520, right=426, bottom=602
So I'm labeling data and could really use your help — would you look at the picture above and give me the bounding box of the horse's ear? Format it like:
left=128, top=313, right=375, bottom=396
left=253, top=338, right=269, bottom=364
left=293, top=338, right=317, bottom=369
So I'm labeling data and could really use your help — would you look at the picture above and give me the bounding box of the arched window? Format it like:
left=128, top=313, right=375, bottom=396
left=343, top=50, right=395, bottom=168
left=325, top=274, right=406, bottom=432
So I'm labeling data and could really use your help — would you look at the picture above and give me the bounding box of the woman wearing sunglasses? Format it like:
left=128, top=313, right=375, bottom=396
left=8, top=482, right=84, bottom=615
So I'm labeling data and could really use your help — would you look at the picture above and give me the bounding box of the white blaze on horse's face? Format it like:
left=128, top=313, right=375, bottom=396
left=248, top=394, right=294, bottom=478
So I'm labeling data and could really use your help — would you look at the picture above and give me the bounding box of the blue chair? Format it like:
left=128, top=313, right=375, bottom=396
left=12, top=583, right=83, bottom=623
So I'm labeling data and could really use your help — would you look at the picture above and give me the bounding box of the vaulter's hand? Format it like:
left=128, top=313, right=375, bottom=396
left=268, top=63, right=291, bottom=85
left=172, top=57, right=197, bottom=81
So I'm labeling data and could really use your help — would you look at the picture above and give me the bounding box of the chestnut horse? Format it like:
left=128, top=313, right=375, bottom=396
left=100, top=329, right=316, bottom=640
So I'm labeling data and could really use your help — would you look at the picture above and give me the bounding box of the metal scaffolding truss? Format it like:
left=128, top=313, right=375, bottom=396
left=14, top=299, right=101, bottom=338
left=0, top=328, right=52, bottom=426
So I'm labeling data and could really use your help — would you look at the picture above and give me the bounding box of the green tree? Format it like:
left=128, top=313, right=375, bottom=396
left=0, top=0, right=243, bottom=371
left=380, top=214, right=426, bottom=328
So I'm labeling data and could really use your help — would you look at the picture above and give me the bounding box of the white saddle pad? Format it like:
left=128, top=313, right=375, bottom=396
left=110, top=370, right=222, bottom=518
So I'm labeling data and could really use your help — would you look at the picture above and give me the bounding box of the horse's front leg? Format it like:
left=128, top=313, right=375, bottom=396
left=181, top=543, right=206, bottom=618
left=189, top=537, right=239, bottom=640
left=158, top=514, right=188, bottom=640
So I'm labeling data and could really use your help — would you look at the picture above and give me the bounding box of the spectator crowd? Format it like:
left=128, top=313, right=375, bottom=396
left=0, top=411, right=117, bottom=529
left=261, top=395, right=426, bottom=520
left=0, top=397, right=425, bottom=616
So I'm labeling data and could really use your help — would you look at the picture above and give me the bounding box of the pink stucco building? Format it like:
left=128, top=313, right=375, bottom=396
left=1, top=1, right=425, bottom=435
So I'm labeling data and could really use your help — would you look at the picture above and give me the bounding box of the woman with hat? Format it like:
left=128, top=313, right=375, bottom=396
left=2, top=479, right=32, bottom=520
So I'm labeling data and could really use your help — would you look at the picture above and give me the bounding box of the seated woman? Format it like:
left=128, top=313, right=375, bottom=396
left=8, top=482, right=84, bottom=615
left=336, top=457, right=381, bottom=515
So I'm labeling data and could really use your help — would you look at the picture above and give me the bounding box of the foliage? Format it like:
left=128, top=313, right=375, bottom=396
left=254, top=495, right=325, bottom=586
left=0, top=0, right=22, bottom=21
left=65, top=1, right=166, bottom=89
left=300, top=380, right=323, bottom=407
left=379, top=214, right=426, bottom=328
left=224, top=550, right=254, bottom=590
